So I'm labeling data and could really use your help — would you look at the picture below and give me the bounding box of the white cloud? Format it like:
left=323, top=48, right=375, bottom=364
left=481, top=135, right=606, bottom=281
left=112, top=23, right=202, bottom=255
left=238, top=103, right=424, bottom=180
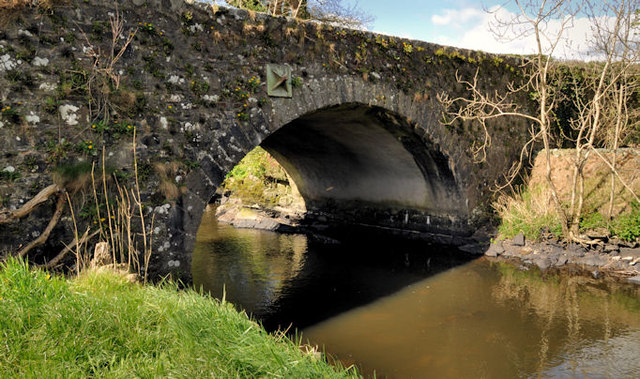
left=431, top=8, right=485, bottom=27
left=432, top=5, right=622, bottom=60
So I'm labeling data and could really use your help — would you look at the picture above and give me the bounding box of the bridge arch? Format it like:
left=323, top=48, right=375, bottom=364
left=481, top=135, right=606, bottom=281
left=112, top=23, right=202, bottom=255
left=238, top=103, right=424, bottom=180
left=171, top=76, right=475, bottom=279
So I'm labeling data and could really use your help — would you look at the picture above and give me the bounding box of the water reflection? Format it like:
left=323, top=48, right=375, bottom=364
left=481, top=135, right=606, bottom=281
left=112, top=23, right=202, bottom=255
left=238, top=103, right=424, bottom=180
left=193, top=206, right=640, bottom=378
left=303, top=261, right=640, bottom=378
left=193, top=206, right=307, bottom=315
left=192, top=205, right=476, bottom=330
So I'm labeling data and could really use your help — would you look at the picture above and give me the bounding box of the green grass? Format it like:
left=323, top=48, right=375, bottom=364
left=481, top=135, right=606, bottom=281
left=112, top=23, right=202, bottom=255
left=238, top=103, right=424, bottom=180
left=579, top=201, right=640, bottom=242
left=496, top=184, right=640, bottom=242
left=495, top=185, right=563, bottom=240
left=222, top=146, right=292, bottom=207
left=0, top=258, right=359, bottom=378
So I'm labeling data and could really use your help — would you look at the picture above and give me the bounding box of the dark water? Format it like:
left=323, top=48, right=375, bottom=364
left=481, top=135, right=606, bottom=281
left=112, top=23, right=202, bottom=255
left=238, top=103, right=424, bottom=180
left=192, top=206, right=640, bottom=378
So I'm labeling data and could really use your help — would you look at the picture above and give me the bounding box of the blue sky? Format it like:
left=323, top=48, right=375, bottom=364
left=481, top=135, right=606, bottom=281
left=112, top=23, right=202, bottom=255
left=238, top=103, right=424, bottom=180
left=208, top=0, right=613, bottom=59
left=354, top=0, right=601, bottom=59
left=363, top=0, right=491, bottom=43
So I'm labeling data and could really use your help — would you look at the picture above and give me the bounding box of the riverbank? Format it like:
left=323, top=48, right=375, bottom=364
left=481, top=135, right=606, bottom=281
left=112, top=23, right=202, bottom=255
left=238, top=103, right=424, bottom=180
left=485, top=235, right=640, bottom=284
left=0, top=258, right=359, bottom=378
left=487, top=149, right=640, bottom=285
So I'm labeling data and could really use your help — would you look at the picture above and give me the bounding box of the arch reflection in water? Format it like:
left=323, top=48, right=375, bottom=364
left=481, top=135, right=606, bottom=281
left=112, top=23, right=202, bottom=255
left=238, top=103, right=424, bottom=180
left=192, top=205, right=476, bottom=331
left=192, top=206, right=307, bottom=316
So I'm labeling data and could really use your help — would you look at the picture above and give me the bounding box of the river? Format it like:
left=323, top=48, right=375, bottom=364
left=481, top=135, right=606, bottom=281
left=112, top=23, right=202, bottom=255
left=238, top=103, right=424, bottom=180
left=192, top=206, right=640, bottom=378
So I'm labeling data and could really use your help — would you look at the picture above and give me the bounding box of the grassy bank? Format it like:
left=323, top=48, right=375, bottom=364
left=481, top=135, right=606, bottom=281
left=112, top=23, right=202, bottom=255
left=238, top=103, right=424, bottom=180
left=0, top=258, right=359, bottom=378
left=495, top=150, right=640, bottom=242
left=222, top=146, right=304, bottom=209
left=496, top=184, right=640, bottom=241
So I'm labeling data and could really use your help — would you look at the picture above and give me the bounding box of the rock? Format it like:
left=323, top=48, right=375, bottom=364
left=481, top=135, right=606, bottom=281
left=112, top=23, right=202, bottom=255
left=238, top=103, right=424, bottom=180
left=591, top=270, right=602, bottom=279
left=485, top=243, right=504, bottom=257
left=32, top=57, right=49, bottom=67
left=578, top=253, right=609, bottom=267
left=534, top=258, right=552, bottom=271
left=586, top=227, right=610, bottom=241
left=519, top=246, right=534, bottom=255
left=91, top=242, right=111, bottom=268
left=613, top=238, right=638, bottom=248
left=627, top=275, right=640, bottom=285
left=555, top=256, right=568, bottom=266
left=459, top=243, right=485, bottom=255
left=620, top=247, right=640, bottom=260
left=58, top=104, right=79, bottom=126
left=513, top=233, right=525, bottom=246
left=566, top=244, right=586, bottom=258
left=604, top=244, right=620, bottom=254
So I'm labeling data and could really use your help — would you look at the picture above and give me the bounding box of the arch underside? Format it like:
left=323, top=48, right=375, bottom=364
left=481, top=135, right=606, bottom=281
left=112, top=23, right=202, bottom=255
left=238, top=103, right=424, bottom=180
left=260, top=103, right=471, bottom=238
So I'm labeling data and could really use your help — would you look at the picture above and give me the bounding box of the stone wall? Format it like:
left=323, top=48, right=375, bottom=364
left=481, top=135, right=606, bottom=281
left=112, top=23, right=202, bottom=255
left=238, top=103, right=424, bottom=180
left=0, top=0, right=531, bottom=280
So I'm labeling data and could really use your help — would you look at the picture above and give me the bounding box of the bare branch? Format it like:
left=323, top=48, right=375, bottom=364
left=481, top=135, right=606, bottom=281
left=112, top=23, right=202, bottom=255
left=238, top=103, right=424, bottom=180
left=0, top=184, right=62, bottom=224
left=17, top=194, right=66, bottom=258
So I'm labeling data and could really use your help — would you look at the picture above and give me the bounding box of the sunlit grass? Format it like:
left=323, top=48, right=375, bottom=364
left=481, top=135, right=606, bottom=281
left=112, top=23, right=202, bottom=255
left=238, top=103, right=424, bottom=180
left=0, top=258, right=359, bottom=378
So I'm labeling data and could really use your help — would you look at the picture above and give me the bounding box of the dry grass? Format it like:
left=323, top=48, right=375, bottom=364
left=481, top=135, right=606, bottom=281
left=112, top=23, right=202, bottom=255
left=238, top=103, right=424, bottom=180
left=413, top=92, right=429, bottom=102
left=154, top=161, right=185, bottom=201
left=0, top=0, right=64, bottom=25
left=496, top=150, right=640, bottom=240
left=284, top=27, right=298, bottom=37
left=242, top=22, right=265, bottom=35
left=494, top=185, right=562, bottom=240
left=529, top=150, right=640, bottom=216
left=212, top=30, right=223, bottom=43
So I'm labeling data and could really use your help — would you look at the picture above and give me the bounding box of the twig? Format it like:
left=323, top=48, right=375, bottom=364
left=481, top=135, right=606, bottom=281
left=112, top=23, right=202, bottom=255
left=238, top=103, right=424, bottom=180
left=17, top=194, right=66, bottom=257
left=0, top=184, right=61, bottom=224
left=64, top=191, right=82, bottom=276
left=40, top=230, right=100, bottom=269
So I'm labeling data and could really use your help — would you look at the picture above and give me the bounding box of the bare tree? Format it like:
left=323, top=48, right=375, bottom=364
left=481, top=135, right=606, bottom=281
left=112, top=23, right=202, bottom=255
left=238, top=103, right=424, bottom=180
left=582, top=0, right=640, bottom=219
left=307, top=0, right=373, bottom=29
left=439, top=0, right=639, bottom=242
left=224, top=0, right=373, bottom=28
left=440, top=0, right=577, bottom=238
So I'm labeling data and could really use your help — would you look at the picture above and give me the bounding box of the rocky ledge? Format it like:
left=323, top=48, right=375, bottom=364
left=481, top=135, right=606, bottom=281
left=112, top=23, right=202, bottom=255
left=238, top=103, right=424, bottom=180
left=486, top=232, right=640, bottom=285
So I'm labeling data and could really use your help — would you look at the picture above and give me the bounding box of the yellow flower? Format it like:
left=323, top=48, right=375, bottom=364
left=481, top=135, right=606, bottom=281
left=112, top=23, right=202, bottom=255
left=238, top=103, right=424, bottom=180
left=45, top=273, right=50, bottom=280
left=88, top=145, right=93, bottom=149
left=100, top=218, right=106, bottom=222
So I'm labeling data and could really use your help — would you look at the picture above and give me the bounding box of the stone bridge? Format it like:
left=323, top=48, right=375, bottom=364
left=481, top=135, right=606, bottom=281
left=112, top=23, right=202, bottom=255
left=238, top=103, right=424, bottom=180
left=0, top=0, right=530, bottom=280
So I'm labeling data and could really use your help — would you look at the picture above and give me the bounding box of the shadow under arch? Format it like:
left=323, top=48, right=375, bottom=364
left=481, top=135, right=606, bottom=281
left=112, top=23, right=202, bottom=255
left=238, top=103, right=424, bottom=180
left=260, top=102, right=469, bottom=238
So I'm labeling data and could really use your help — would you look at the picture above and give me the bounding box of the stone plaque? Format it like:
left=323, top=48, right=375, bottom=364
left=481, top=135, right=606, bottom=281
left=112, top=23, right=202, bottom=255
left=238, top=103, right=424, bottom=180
left=266, top=64, right=292, bottom=98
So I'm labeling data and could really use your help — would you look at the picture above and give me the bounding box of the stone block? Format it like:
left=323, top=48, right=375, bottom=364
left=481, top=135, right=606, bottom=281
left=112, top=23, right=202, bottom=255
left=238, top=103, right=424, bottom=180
left=627, top=275, right=640, bottom=285
left=513, top=233, right=525, bottom=246
left=484, top=243, right=504, bottom=257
